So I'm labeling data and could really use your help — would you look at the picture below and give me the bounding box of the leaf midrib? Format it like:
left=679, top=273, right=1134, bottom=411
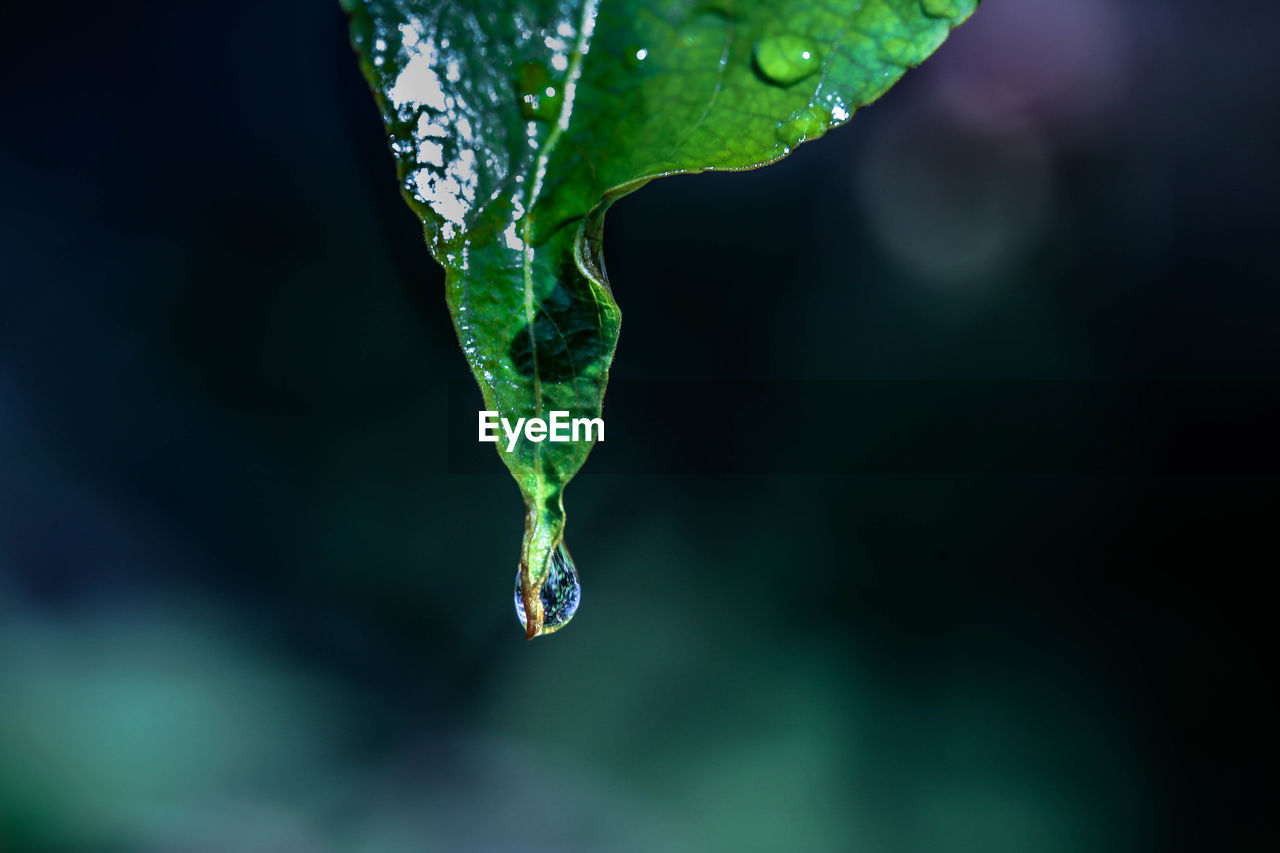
left=518, top=0, right=599, bottom=506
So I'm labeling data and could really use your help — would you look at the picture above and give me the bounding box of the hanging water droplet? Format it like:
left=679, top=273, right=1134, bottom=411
left=753, top=35, right=821, bottom=87
left=515, top=61, right=562, bottom=121
left=514, top=542, right=581, bottom=633
left=920, top=0, right=961, bottom=20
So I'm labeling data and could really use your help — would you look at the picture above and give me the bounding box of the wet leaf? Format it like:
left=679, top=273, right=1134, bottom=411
left=343, top=0, right=978, bottom=636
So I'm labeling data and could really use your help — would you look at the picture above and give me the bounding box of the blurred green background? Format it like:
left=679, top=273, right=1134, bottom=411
left=2, top=0, right=1278, bottom=850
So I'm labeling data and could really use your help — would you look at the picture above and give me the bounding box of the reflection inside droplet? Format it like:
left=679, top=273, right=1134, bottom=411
left=514, top=542, right=581, bottom=633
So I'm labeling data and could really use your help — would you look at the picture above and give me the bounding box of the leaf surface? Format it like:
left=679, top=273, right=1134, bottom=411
left=344, top=0, right=978, bottom=636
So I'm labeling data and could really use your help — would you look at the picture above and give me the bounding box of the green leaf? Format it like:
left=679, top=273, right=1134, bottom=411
left=343, top=0, right=978, bottom=637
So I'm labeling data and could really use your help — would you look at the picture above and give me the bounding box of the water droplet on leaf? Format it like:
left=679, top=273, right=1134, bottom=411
left=624, top=45, right=649, bottom=69
left=776, top=104, right=831, bottom=145
left=753, top=35, right=821, bottom=87
left=920, top=0, right=961, bottom=19
left=515, top=61, right=562, bottom=121
left=514, top=542, right=581, bottom=633
left=678, top=10, right=729, bottom=52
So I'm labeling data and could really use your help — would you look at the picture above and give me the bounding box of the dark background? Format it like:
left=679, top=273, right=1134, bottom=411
left=2, top=0, right=1278, bottom=850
